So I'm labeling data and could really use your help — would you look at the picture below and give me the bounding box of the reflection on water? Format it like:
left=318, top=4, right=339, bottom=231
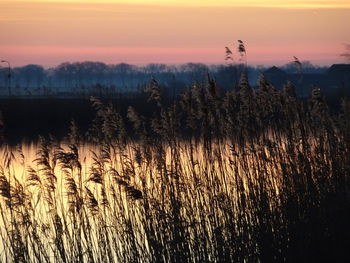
left=0, top=138, right=284, bottom=262
left=0, top=135, right=345, bottom=262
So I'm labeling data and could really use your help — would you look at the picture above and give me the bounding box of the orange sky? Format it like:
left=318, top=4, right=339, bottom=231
left=1, top=0, right=349, bottom=66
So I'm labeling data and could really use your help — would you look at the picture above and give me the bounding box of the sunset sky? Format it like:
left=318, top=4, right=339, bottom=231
left=1, top=0, right=349, bottom=67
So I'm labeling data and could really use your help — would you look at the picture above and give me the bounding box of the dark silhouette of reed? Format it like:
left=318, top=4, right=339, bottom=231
left=0, top=73, right=349, bottom=262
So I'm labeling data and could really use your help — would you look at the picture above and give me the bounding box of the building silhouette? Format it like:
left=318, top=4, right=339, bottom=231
left=263, top=64, right=350, bottom=97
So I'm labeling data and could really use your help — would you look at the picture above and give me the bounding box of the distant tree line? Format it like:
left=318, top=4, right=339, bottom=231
left=0, top=61, right=328, bottom=97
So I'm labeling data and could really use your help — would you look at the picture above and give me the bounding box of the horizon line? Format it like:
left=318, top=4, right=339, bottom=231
left=1, top=61, right=344, bottom=69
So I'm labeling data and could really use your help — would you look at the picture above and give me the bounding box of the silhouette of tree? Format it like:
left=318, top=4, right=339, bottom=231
left=113, top=63, right=135, bottom=88
left=54, top=62, right=76, bottom=89
left=17, top=64, right=45, bottom=89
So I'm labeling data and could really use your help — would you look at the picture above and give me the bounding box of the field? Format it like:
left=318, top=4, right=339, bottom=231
left=0, top=75, right=349, bottom=262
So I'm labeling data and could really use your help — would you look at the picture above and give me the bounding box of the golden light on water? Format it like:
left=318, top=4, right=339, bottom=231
left=0, top=119, right=346, bottom=261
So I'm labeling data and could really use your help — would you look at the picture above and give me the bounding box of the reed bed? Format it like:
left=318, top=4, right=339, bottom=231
left=0, top=74, right=349, bottom=262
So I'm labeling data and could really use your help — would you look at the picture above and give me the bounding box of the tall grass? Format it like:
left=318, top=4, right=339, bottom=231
left=0, top=74, right=349, bottom=262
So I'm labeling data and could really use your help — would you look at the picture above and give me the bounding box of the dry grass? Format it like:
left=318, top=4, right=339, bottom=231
left=0, top=74, right=349, bottom=262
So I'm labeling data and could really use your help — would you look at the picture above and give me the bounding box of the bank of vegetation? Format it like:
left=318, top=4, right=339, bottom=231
left=0, top=74, right=349, bottom=262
